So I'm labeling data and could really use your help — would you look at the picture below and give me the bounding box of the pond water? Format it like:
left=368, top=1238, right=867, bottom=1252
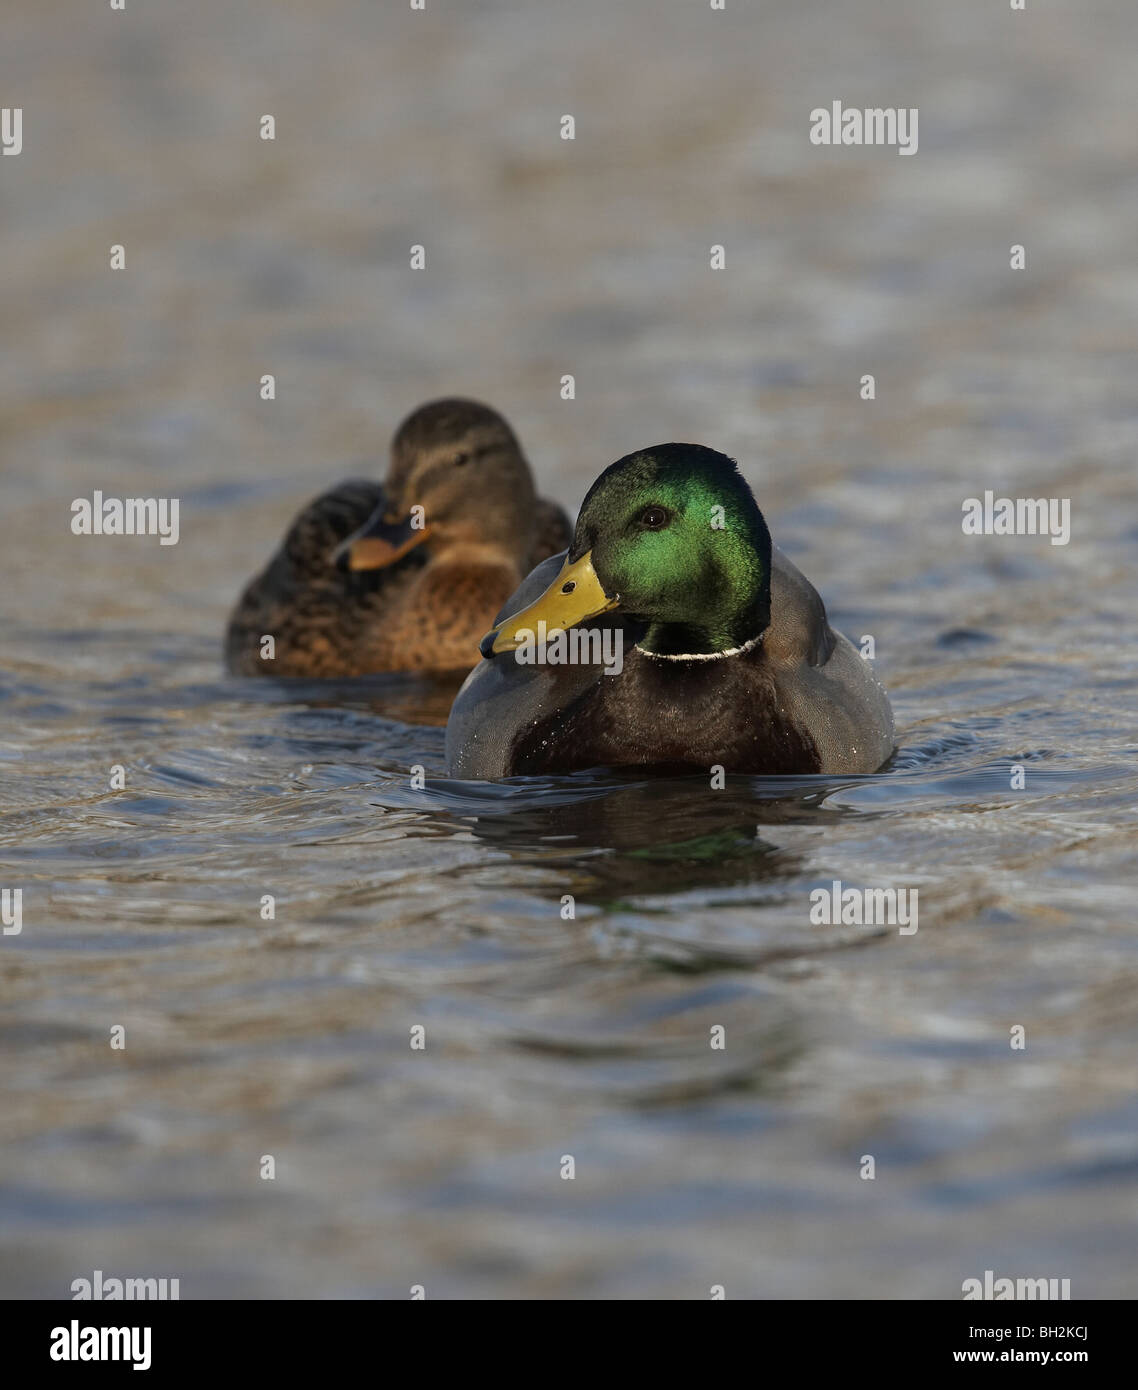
left=2, top=0, right=1136, bottom=1298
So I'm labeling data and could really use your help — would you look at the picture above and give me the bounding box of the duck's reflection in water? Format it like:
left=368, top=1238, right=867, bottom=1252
left=449, top=773, right=847, bottom=902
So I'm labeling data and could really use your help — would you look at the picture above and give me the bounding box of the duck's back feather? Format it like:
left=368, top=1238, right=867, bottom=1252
left=224, top=479, right=424, bottom=677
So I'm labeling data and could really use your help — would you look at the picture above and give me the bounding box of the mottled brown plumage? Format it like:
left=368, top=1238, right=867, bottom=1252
left=225, top=400, right=571, bottom=677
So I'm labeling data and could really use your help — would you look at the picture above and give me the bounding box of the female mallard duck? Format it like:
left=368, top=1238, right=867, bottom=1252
left=225, top=398, right=571, bottom=676
left=445, top=443, right=894, bottom=777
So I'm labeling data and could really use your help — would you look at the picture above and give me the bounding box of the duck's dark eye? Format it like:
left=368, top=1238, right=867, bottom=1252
left=638, top=506, right=670, bottom=530
left=561, top=581, right=576, bottom=595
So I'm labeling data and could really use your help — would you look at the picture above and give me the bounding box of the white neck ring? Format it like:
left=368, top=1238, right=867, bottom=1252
left=634, top=632, right=764, bottom=662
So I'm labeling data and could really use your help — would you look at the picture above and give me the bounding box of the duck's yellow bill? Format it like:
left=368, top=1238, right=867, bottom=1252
left=482, top=550, right=619, bottom=656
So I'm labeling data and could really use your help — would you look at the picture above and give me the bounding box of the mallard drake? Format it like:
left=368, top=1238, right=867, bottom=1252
left=225, top=399, right=571, bottom=676
left=445, top=443, right=894, bottom=776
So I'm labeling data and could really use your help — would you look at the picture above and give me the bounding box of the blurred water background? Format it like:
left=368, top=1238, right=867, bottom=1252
left=1, top=0, right=1136, bottom=1297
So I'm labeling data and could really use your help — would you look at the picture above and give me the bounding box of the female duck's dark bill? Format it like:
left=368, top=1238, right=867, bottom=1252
left=480, top=550, right=619, bottom=657
left=332, top=504, right=431, bottom=572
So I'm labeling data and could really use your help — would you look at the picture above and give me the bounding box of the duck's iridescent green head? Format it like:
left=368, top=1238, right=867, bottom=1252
left=486, top=444, right=772, bottom=658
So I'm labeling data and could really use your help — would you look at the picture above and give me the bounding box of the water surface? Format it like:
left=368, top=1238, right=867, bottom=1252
left=2, top=0, right=1136, bottom=1298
